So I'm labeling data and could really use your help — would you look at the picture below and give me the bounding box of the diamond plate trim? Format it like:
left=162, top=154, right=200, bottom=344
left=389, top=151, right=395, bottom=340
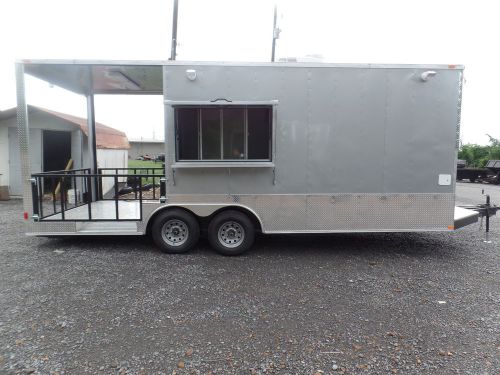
left=166, top=193, right=455, bottom=233
left=29, top=221, right=77, bottom=234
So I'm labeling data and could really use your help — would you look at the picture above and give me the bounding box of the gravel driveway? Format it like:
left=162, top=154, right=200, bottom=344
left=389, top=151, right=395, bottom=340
left=0, top=184, right=499, bottom=374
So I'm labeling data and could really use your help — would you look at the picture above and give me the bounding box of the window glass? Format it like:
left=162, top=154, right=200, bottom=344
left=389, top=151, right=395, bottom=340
left=177, top=108, right=198, bottom=160
left=201, top=108, right=221, bottom=160
left=247, top=107, right=271, bottom=159
left=176, top=105, right=272, bottom=162
left=223, top=107, right=245, bottom=159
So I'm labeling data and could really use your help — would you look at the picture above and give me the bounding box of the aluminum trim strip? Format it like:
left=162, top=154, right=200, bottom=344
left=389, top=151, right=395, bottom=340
left=165, top=100, right=279, bottom=106
left=18, top=59, right=465, bottom=70
left=171, top=162, right=275, bottom=168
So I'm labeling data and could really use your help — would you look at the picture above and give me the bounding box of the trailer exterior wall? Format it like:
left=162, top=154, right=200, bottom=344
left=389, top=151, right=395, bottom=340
left=163, top=64, right=462, bottom=232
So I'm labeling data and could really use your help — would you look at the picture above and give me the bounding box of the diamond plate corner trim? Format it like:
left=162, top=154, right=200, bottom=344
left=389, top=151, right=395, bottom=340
left=15, top=63, right=32, bottom=215
left=456, top=71, right=463, bottom=149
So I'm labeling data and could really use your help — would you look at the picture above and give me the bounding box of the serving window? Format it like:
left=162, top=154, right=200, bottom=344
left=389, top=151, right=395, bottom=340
left=175, top=106, right=272, bottom=161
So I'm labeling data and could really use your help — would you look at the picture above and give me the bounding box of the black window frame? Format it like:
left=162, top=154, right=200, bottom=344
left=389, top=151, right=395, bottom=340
left=174, top=105, right=273, bottom=162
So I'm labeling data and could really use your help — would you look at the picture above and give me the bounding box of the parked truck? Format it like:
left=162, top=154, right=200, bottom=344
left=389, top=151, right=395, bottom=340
left=483, top=160, right=500, bottom=184
left=16, top=60, right=497, bottom=255
left=456, top=159, right=500, bottom=183
left=456, top=160, right=489, bottom=182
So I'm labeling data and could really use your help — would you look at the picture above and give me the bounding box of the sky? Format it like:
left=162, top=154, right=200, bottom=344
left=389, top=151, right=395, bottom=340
left=0, top=0, right=499, bottom=144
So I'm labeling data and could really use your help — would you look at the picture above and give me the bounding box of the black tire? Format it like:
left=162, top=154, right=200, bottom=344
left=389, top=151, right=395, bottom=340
left=151, top=209, right=200, bottom=253
left=469, top=178, right=476, bottom=183
left=208, top=210, right=255, bottom=256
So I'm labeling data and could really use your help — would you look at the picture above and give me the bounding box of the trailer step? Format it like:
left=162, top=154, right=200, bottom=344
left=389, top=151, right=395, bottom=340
left=76, top=221, right=140, bottom=235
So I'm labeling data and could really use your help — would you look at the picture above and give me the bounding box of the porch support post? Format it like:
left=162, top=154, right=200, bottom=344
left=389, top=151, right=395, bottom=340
left=86, top=67, right=98, bottom=201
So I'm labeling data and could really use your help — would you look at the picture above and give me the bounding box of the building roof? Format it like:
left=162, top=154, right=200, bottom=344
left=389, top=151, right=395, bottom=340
left=0, top=106, right=129, bottom=150
left=38, top=107, right=129, bottom=150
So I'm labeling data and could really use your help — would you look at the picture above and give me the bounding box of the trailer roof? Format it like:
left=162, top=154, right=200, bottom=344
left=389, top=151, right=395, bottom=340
left=19, top=59, right=464, bottom=96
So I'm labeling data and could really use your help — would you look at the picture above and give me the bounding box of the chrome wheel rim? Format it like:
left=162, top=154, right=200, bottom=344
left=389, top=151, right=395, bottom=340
left=218, top=221, right=245, bottom=248
left=161, top=219, right=189, bottom=246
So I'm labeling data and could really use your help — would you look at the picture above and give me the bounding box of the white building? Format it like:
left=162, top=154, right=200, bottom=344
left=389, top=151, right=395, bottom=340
left=0, top=106, right=129, bottom=199
left=128, top=138, right=165, bottom=159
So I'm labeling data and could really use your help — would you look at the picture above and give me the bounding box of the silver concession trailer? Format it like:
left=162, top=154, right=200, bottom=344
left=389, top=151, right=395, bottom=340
left=16, top=60, right=483, bottom=255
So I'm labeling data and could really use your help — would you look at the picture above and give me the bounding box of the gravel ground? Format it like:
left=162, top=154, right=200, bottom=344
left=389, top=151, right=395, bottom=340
left=0, top=184, right=499, bottom=375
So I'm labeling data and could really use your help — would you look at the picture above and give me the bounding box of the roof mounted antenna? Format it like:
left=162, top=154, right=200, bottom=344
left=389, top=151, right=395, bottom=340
left=170, top=0, right=179, bottom=60
left=271, top=4, right=281, bottom=62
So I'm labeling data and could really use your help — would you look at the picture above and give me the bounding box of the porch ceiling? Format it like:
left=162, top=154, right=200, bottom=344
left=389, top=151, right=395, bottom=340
left=21, top=60, right=164, bottom=95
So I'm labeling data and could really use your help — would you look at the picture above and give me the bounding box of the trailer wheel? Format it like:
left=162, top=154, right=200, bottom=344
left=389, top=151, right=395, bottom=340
left=208, top=210, right=255, bottom=255
left=151, top=209, right=200, bottom=253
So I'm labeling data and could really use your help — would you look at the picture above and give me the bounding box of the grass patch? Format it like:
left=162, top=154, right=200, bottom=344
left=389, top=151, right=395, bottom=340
left=127, top=159, right=164, bottom=184
left=128, top=160, right=161, bottom=169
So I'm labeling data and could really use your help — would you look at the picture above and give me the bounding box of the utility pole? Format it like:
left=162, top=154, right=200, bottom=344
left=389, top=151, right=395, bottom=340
left=170, top=0, right=179, bottom=60
left=271, top=4, right=280, bottom=62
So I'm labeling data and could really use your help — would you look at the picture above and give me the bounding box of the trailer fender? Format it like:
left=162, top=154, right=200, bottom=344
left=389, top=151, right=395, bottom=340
left=144, top=204, right=264, bottom=234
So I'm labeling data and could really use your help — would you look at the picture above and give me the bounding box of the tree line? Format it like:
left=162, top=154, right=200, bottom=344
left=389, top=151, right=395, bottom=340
left=458, top=135, right=500, bottom=167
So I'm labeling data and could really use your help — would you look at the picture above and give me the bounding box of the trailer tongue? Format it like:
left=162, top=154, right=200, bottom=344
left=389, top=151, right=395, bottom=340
left=454, top=207, right=479, bottom=229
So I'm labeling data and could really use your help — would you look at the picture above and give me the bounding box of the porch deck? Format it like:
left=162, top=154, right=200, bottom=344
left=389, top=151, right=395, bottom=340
left=44, top=200, right=141, bottom=221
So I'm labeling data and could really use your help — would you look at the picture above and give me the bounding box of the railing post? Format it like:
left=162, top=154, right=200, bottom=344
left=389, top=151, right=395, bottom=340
left=38, top=177, right=44, bottom=219
left=153, top=174, right=156, bottom=200
left=114, top=175, right=119, bottom=220
left=139, top=175, right=143, bottom=220
left=73, top=172, right=77, bottom=207
left=160, top=177, right=166, bottom=203
left=98, top=169, right=103, bottom=200
left=134, top=168, right=138, bottom=200
left=86, top=175, right=92, bottom=220
left=51, top=177, right=56, bottom=214
left=60, top=176, right=65, bottom=220
left=30, top=178, right=39, bottom=221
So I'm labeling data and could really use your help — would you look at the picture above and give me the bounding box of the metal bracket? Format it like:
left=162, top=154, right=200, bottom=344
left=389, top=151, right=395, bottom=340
left=210, top=98, right=232, bottom=103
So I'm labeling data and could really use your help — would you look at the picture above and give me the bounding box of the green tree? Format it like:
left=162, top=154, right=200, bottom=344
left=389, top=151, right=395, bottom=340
left=458, top=135, right=500, bottom=167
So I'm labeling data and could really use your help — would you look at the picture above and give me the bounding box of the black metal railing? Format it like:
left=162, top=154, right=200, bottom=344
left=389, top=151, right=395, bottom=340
left=97, top=167, right=164, bottom=201
left=30, top=167, right=165, bottom=222
left=31, top=168, right=92, bottom=221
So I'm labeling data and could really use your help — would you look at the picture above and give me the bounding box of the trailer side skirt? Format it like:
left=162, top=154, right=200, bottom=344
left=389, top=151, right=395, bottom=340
left=26, top=193, right=460, bottom=235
